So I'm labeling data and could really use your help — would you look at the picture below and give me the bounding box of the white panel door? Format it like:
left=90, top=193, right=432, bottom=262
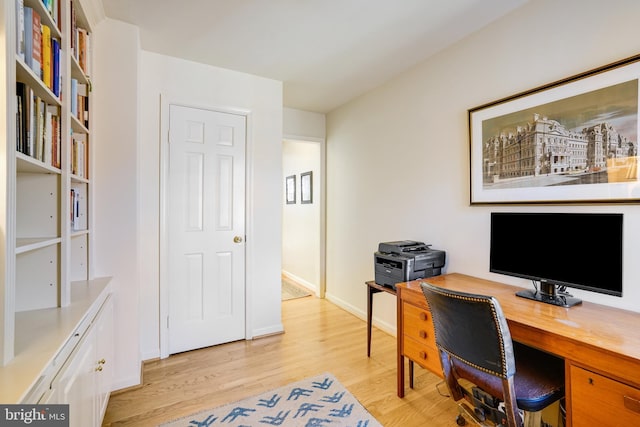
left=168, top=104, right=246, bottom=354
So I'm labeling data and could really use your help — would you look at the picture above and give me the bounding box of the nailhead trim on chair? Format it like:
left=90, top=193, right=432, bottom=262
left=426, top=285, right=509, bottom=379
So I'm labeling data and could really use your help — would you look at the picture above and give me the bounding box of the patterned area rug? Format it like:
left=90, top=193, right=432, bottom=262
left=282, top=278, right=312, bottom=301
left=159, top=373, right=381, bottom=427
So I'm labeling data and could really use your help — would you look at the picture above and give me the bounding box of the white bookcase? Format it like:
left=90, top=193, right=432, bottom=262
left=0, top=0, right=111, bottom=408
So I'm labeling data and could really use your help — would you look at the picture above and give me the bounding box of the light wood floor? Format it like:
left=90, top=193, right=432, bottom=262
left=102, top=295, right=460, bottom=426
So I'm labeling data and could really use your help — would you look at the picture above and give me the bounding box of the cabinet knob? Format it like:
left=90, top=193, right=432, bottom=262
left=419, top=330, right=427, bottom=339
left=419, top=312, right=428, bottom=321
left=98, top=358, right=106, bottom=364
left=233, top=236, right=243, bottom=243
left=95, top=365, right=103, bottom=372
left=419, top=351, right=427, bottom=360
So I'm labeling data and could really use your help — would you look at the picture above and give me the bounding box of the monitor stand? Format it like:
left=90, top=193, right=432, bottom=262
left=515, top=281, right=582, bottom=308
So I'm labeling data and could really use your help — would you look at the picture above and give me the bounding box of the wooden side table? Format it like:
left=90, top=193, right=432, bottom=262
left=365, top=280, right=397, bottom=357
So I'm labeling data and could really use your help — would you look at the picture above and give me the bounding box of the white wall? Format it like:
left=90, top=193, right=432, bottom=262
left=93, top=19, right=141, bottom=390
left=138, top=50, right=284, bottom=355
left=325, top=0, right=640, bottom=334
left=284, top=107, right=326, bottom=140
left=282, top=140, right=321, bottom=291
left=94, top=18, right=284, bottom=388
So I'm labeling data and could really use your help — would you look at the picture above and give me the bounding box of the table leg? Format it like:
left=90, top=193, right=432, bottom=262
left=367, top=285, right=373, bottom=357
left=409, top=360, right=414, bottom=389
left=398, top=354, right=405, bottom=397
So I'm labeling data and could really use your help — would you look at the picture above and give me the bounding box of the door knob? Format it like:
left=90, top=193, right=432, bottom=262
left=234, top=236, right=243, bottom=243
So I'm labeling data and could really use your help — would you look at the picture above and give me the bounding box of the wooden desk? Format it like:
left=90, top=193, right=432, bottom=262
left=397, top=273, right=640, bottom=426
left=365, top=281, right=396, bottom=357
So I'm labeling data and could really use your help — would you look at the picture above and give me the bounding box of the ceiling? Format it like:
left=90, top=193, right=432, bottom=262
left=101, top=0, right=529, bottom=113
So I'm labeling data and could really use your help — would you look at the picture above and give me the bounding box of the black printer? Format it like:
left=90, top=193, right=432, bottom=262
left=374, top=240, right=445, bottom=289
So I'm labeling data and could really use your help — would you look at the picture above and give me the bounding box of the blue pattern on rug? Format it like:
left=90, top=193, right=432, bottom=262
left=160, top=373, right=381, bottom=427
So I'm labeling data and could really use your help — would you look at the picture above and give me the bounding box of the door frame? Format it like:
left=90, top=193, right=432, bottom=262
left=158, top=95, right=253, bottom=358
left=282, top=134, right=326, bottom=298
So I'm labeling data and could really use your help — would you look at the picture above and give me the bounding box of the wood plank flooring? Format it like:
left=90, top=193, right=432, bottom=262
left=102, top=295, right=460, bottom=426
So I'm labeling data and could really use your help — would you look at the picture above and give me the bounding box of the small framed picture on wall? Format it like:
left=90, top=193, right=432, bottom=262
left=301, top=171, right=313, bottom=204
left=286, top=175, right=296, bottom=204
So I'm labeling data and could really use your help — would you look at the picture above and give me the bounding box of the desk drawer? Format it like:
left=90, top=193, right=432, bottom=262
left=403, top=336, right=442, bottom=377
left=402, top=302, right=437, bottom=347
left=570, top=364, right=640, bottom=426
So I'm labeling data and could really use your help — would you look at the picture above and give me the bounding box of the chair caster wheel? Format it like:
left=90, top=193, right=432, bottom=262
left=456, top=414, right=466, bottom=425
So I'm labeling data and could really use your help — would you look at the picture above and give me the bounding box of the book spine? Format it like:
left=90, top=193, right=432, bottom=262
left=77, top=83, right=86, bottom=125
left=31, top=8, right=42, bottom=78
left=70, top=1, right=76, bottom=58
left=28, top=88, right=35, bottom=157
left=78, top=28, right=86, bottom=73
left=35, top=97, right=44, bottom=161
left=16, top=83, right=25, bottom=154
left=42, top=24, right=52, bottom=89
left=51, top=38, right=60, bottom=96
left=70, top=78, right=78, bottom=117
left=16, top=0, right=25, bottom=60
left=24, top=7, right=32, bottom=66
left=44, top=106, right=52, bottom=165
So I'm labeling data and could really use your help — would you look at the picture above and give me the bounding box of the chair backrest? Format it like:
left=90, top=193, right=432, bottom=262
left=420, top=282, right=516, bottom=380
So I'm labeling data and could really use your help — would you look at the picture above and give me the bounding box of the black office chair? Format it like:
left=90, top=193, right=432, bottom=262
left=420, top=282, right=564, bottom=427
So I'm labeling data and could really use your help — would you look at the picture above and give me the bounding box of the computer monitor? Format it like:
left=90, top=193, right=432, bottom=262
left=489, top=212, right=623, bottom=307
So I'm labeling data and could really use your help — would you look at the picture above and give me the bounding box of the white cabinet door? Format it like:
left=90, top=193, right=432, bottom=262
left=95, top=297, right=114, bottom=420
left=40, top=296, right=113, bottom=427
left=54, top=326, right=96, bottom=427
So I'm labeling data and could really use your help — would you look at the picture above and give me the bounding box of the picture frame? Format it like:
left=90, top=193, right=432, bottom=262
left=285, top=175, right=296, bottom=204
left=300, top=171, right=313, bottom=204
left=469, top=54, right=640, bottom=204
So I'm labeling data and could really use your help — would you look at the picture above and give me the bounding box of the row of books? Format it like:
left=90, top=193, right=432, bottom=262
left=71, top=134, right=88, bottom=179
left=70, top=0, right=91, bottom=76
left=16, top=82, right=61, bottom=168
left=71, top=79, right=89, bottom=129
left=16, top=0, right=62, bottom=97
left=41, top=0, right=61, bottom=25
left=70, top=185, right=87, bottom=231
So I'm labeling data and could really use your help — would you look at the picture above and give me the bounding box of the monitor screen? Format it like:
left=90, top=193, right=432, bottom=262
left=490, top=212, right=623, bottom=305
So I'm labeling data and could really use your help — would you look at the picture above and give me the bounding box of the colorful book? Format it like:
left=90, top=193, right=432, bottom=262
left=41, top=24, right=51, bottom=89
left=77, top=28, right=87, bottom=73
left=51, top=38, right=60, bottom=96
left=52, top=107, right=60, bottom=168
left=30, top=8, right=41, bottom=78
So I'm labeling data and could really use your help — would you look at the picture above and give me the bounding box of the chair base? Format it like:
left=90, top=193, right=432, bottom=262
left=455, top=379, right=563, bottom=427
left=455, top=401, right=547, bottom=427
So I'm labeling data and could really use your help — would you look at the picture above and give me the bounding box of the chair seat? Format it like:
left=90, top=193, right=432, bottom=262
left=451, top=342, right=565, bottom=412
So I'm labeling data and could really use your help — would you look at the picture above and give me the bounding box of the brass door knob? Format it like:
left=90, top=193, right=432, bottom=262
left=234, top=236, right=243, bottom=243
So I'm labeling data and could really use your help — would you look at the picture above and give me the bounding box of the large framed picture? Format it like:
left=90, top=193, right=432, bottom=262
left=469, top=54, right=640, bottom=204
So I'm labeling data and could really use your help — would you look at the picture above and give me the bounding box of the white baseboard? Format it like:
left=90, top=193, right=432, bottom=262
left=251, top=323, right=285, bottom=338
left=281, top=270, right=318, bottom=295
left=324, top=291, right=396, bottom=337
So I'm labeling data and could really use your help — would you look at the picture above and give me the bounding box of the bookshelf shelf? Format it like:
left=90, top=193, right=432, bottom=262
left=16, top=237, right=62, bottom=254
left=70, top=114, right=87, bottom=133
left=16, top=152, right=61, bottom=174
left=16, top=58, right=60, bottom=105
